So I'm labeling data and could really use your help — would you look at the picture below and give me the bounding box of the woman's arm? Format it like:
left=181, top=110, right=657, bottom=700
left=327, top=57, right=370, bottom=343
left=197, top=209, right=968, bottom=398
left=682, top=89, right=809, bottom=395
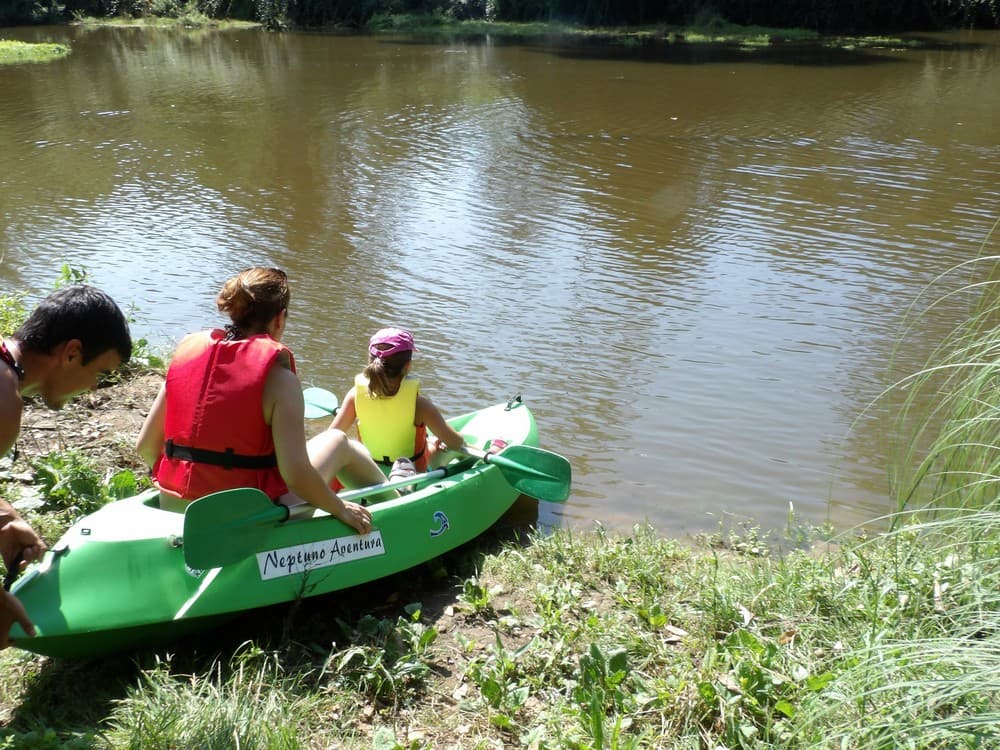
left=266, top=366, right=371, bottom=534
left=136, top=383, right=167, bottom=469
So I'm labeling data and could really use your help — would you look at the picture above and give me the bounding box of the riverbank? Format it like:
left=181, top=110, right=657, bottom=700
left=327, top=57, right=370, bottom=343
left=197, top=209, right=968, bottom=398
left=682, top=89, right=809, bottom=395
left=39, top=13, right=934, bottom=53
left=1, top=371, right=996, bottom=748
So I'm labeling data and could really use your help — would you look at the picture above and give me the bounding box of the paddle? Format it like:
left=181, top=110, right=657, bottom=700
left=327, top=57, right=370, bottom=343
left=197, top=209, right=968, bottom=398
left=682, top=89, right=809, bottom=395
left=461, top=444, right=572, bottom=503
left=182, top=392, right=573, bottom=568
left=181, top=464, right=471, bottom=569
left=183, top=488, right=289, bottom=569
left=183, top=445, right=571, bottom=569
left=3, top=551, right=23, bottom=591
left=303, top=387, right=339, bottom=419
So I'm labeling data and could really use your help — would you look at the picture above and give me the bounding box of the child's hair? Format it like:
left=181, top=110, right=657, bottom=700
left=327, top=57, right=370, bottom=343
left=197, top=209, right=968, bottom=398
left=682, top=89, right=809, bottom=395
left=363, top=327, right=417, bottom=398
left=364, top=351, right=412, bottom=398
left=216, top=267, right=290, bottom=337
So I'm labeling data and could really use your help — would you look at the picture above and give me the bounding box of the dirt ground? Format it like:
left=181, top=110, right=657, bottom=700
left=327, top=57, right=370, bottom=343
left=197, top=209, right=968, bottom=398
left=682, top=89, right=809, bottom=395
left=14, top=371, right=165, bottom=477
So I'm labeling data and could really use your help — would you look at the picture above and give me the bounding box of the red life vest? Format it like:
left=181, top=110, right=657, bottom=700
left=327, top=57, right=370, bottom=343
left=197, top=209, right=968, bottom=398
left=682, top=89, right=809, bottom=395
left=153, top=330, right=294, bottom=501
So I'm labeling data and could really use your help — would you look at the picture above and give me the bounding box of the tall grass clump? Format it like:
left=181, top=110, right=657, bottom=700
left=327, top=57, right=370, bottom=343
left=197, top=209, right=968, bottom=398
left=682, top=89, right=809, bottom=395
left=887, top=217, right=1000, bottom=518
left=791, top=218, right=1000, bottom=746
left=102, top=646, right=323, bottom=749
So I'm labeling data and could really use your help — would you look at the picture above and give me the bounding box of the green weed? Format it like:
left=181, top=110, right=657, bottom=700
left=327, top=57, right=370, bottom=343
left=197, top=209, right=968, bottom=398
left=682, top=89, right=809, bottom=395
left=324, top=606, right=438, bottom=707
left=458, top=575, right=497, bottom=617
left=464, top=632, right=535, bottom=729
left=0, top=291, right=26, bottom=337
left=29, top=451, right=148, bottom=518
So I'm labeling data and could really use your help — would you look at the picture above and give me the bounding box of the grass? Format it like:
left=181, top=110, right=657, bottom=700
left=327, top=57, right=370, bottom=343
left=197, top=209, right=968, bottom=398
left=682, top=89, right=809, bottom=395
left=72, top=14, right=260, bottom=29
left=2, top=516, right=996, bottom=748
left=0, top=40, right=70, bottom=65
left=884, top=219, right=1000, bottom=518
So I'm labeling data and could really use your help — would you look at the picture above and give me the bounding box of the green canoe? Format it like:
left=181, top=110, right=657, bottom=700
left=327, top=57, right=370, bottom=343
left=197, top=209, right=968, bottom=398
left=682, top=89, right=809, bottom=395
left=10, top=398, right=569, bottom=659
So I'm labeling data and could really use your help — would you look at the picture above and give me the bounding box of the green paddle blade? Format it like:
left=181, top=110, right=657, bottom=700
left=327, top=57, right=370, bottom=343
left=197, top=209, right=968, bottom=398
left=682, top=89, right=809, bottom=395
left=303, top=387, right=339, bottom=419
left=467, top=445, right=572, bottom=503
left=183, top=488, right=289, bottom=569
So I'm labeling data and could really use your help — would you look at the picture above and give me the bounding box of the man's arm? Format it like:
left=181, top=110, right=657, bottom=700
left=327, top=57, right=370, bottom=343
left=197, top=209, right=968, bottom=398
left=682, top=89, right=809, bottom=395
left=0, top=499, right=16, bottom=529
left=0, top=500, right=42, bottom=649
left=0, top=367, right=23, bottom=459
left=1, top=590, right=35, bottom=648
left=0, top=499, right=47, bottom=573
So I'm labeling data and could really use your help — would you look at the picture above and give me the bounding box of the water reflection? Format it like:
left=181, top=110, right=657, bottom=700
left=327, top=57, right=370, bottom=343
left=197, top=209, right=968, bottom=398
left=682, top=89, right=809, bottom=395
left=1, top=27, right=998, bottom=537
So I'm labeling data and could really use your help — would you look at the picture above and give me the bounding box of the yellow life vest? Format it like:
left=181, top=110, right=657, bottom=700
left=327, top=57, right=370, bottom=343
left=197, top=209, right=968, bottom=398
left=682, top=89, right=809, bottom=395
left=354, top=375, right=420, bottom=465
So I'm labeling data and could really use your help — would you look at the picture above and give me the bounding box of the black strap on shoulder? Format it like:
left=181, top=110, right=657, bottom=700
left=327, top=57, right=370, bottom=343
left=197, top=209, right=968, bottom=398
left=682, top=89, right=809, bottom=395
left=165, top=439, right=277, bottom=470
left=0, top=341, right=24, bottom=380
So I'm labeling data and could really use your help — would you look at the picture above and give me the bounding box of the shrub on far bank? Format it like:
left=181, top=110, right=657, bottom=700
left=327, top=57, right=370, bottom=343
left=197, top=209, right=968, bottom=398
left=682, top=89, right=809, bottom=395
left=0, top=40, right=70, bottom=65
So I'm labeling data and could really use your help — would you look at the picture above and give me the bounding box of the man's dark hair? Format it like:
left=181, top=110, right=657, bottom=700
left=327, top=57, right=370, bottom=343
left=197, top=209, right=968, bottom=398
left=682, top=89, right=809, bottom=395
left=14, top=285, right=132, bottom=365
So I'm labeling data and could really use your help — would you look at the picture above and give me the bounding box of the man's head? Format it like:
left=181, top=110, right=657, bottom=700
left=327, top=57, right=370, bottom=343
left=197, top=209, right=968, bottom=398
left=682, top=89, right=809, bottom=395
left=14, top=285, right=132, bottom=409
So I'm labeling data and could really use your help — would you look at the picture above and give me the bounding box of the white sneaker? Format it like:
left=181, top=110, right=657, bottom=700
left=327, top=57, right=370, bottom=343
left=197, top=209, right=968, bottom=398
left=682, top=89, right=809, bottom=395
left=388, top=457, right=418, bottom=493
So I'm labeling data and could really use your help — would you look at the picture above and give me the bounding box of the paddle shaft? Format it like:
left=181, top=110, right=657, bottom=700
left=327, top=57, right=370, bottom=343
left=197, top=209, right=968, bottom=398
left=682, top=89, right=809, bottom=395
left=3, top=551, right=22, bottom=591
left=340, top=466, right=449, bottom=502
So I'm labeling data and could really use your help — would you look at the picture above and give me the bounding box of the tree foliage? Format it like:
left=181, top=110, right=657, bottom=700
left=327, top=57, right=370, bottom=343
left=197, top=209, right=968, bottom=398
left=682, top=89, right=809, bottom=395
left=3, top=0, right=998, bottom=34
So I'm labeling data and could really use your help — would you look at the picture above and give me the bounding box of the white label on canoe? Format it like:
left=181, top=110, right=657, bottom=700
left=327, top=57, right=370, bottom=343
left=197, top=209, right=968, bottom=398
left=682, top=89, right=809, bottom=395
left=257, top=531, right=385, bottom=581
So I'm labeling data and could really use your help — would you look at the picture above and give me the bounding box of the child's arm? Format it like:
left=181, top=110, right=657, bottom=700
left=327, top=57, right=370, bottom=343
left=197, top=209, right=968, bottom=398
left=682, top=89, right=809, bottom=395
left=328, top=387, right=357, bottom=433
left=415, top=395, right=468, bottom=452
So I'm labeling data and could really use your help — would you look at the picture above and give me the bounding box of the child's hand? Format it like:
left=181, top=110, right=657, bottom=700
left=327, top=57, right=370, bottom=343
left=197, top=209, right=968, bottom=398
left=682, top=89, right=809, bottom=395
left=486, top=439, right=507, bottom=455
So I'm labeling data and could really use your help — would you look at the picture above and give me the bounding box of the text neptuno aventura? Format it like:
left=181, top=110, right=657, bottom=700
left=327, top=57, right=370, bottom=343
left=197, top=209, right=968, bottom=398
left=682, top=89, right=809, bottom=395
left=257, top=531, right=385, bottom=580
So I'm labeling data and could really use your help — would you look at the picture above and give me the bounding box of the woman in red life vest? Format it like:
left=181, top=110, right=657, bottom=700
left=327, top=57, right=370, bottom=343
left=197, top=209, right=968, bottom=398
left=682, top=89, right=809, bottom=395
left=328, top=327, right=470, bottom=478
left=136, top=267, right=379, bottom=535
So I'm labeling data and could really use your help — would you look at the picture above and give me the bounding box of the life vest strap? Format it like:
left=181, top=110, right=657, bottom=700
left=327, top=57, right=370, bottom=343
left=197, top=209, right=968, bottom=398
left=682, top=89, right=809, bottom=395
left=164, top=439, right=278, bottom=470
left=374, top=446, right=426, bottom=466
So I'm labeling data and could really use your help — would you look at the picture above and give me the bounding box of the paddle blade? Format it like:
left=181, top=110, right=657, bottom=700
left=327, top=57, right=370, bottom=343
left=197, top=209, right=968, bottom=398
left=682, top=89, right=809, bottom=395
left=484, top=445, right=572, bottom=503
left=303, top=387, right=339, bottom=419
left=183, top=488, right=288, bottom=569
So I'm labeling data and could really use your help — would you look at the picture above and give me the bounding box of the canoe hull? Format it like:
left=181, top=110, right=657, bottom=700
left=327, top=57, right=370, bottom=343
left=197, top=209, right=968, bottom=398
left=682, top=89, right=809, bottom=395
left=11, top=400, right=537, bottom=658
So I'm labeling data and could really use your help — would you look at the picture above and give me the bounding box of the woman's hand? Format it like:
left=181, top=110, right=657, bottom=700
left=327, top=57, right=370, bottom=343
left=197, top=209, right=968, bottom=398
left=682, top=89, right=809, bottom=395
left=335, top=501, right=373, bottom=535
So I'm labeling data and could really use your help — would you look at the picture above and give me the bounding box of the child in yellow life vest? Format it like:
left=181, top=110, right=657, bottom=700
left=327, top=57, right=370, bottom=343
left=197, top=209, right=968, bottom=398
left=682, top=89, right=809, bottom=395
left=328, top=327, right=468, bottom=479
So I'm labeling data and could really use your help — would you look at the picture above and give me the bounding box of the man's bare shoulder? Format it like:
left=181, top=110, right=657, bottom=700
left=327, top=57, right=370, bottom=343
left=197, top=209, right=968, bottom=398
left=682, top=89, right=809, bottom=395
left=0, top=367, right=24, bottom=456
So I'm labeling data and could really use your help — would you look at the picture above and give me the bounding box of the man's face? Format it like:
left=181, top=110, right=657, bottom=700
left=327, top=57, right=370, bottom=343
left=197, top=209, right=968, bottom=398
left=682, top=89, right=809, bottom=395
left=42, top=344, right=123, bottom=410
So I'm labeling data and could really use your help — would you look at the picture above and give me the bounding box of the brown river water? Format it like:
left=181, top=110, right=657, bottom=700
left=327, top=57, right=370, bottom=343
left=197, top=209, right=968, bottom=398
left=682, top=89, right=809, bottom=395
left=1, top=25, right=998, bottom=537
